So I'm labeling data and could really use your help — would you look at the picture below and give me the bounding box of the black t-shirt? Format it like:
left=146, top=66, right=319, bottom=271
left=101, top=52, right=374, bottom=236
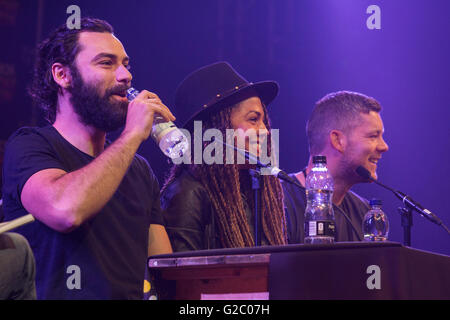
left=282, top=173, right=370, bottom=244
left=2, top=126, right=164, bottom=299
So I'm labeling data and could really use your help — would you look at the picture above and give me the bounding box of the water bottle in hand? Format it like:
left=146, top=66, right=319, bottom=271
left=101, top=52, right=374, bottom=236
left=127, top=87, right=189, bottom=159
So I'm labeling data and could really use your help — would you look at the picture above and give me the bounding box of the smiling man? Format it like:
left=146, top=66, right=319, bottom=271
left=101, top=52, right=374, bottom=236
left=2, top=18, right=173, bottom=299
left=283, top=91, right=389, bottom=243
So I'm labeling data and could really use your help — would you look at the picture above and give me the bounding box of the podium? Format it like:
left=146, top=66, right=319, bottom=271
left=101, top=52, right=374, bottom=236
left=148, top=242, right=450, bottom=300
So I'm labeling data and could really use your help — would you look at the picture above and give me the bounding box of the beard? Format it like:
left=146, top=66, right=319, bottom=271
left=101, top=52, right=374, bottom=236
left=68, top=66, right=129, bottom=132
left=339, top=154, right=376, bottom=185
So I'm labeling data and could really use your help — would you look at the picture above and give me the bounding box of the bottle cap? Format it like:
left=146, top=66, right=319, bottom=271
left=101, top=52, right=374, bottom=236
left=312, top=155, right=327, bottom=164
left=369, top=199, right=382, bottom=206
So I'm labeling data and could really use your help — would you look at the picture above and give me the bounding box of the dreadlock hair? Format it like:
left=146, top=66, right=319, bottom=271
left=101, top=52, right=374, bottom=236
left=163, top=102, right=287, bottom=248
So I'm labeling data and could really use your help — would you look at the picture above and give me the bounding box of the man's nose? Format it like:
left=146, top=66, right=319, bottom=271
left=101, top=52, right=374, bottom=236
left=379, top=137, right=389, bottom=153
left=116, top=65, right=132, bottom=84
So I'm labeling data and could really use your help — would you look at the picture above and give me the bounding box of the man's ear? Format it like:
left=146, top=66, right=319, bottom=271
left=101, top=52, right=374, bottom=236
left=330, top=129, right=346, bottom=153
left=51, top=63, right=72, bottom=89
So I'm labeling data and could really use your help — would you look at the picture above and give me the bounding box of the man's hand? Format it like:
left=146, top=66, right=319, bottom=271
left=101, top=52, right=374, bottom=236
left=123, top=90, right=175, bottom=143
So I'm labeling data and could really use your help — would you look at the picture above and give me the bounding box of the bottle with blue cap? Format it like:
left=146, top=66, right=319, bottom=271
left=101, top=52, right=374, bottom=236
left=362, top=199, right=389, bottom=241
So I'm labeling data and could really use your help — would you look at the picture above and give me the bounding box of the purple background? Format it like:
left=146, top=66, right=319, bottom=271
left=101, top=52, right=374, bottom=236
left=1, top=0, right=449, bottom=255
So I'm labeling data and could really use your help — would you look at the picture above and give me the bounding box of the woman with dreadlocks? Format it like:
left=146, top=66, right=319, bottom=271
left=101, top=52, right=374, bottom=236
left=161, top=62, right=288, bottom=251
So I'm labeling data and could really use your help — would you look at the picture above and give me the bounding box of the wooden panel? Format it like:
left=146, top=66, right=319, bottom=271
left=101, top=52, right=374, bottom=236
left=170, top=265, right=269, bottom=300
left=153, top=261, right=269, bottom=300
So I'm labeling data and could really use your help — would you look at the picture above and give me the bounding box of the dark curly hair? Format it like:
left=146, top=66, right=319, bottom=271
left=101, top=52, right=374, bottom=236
left=28, top=18, right=114, bottom=123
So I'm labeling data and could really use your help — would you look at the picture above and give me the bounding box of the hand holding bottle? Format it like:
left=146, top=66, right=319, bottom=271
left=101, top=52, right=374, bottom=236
left=124, top=89, right=175, bottom=143
left=127, top=88, right=189, bottom=159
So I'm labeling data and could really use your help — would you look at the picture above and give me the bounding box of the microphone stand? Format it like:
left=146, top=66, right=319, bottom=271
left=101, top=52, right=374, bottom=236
left=387, top=187, right=447, bottom=247
left=215, top=139, right=300, bottom=246
left=399, top=206, right=413, bottom=247
left=356, top=166, right=450, bottom=247
left=248, top=168, right=262, bottom=246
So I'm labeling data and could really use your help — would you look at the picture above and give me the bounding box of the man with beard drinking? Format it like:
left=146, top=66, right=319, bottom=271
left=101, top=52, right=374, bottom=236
left=1, top=18, right=173, bottom=299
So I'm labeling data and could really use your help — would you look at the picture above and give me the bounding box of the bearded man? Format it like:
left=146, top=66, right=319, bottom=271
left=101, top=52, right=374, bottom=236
left=2, top=18, right=173, bottom=299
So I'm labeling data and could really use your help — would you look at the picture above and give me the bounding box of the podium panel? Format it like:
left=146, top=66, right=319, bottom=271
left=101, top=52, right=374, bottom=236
left=269, top=243, right=450, bottom=299
left=148, top=242, right=450, bottom=300
left=149, top=253, right=270, bottom=300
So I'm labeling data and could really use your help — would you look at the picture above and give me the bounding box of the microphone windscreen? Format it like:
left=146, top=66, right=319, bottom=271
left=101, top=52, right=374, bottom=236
left=355, top=166, right=372, bottom=180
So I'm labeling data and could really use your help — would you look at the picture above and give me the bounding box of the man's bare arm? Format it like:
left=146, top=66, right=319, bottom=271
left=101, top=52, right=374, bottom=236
left=21, top=90, right=175, bottom=233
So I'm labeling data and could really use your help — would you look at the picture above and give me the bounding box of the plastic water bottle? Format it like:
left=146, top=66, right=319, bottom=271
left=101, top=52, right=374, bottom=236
left=304, top=155, right=336, bottom=244
left=363, top=199, right=389, bottom=241
left=126, top=88, right=189, bottom=159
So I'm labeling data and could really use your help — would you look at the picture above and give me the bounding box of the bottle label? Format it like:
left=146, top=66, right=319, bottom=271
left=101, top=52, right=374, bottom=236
left=151, top=121, right=177, bottom=143
left=305, top=220, right=335, bottom=238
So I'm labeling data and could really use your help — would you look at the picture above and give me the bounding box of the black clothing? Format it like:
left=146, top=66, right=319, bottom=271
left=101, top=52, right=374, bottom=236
left=161, top=170, right=218, bottom=251
left=161, top=169, right=268, bottom=252
left=2, top=126, right=163, bottom=299
left=282, top=173, right=369, bottom=243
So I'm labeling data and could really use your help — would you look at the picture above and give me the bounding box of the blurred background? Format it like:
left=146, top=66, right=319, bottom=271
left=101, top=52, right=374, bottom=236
left=1, top=0, right=449, bottom=255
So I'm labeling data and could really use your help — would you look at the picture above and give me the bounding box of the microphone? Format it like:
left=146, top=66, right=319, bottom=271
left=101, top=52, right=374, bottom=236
left=218, top=140, right=302, bottom=188
left=356, top=166, right=447, bottom=230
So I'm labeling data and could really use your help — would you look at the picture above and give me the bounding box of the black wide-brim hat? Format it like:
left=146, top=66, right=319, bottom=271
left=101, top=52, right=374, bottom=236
left=175, top=61, right=279, bottom=131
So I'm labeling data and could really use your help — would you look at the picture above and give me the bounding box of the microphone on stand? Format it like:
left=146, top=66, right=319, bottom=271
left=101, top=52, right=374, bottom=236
left=219, top=140, right=302, bottom=188
left=355, top=166, right=449, bottom=234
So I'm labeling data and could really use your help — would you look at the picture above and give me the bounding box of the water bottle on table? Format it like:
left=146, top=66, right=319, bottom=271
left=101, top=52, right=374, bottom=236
left=304, top=155, right=336, bottom=244
left=363, top=199, right=389, bottom=241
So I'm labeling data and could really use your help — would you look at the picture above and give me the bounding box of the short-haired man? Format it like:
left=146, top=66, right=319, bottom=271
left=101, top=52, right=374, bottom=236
left=2, top=18, right=173, bottom=299
left=283, top=91, right=389, bottom=243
